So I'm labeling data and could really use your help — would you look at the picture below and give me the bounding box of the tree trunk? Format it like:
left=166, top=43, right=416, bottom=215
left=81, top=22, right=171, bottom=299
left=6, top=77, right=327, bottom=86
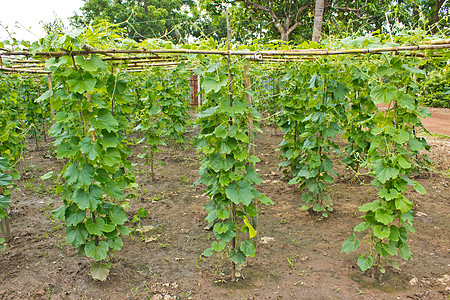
left=312, top=0, right=326, bottom=43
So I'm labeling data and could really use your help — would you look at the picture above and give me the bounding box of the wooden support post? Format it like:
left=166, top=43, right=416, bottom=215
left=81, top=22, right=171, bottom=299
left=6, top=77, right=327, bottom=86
left=47, top=74, right=55, bottom=123
left=244, top=64, right=258, bottom=238
left=244, top=64, right=255, bottom=157
left=0, top=186, right=11, bottom=242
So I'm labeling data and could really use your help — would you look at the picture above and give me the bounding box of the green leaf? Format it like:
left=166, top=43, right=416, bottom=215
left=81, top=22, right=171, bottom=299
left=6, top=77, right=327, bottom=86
left=85, top=217, right=106, bottom=235
left=202, top=248, right=214, bottom=257
left=211, top=240, right=226, bottom=252
left=378, top=188, right=398, bottom=200
left=341, top=234, right=360, bottom=253
left=65, top=204, right=86, bottom=226
left=64, top=163, right=95, bottom=187
left=90, top=109, right=119, bottom=132
left=218, top=138, right=238, bottom=154
left=354, top=222, right=369, bottom=232
left=393, top=130, right=410, bottom=144
left=103, top=181, right=124, bottom=199
left=67, top=71, right=97, bottom=93
left=40, top=171, right=54, bottom=180
left=109, top=205, right=127, bottom=225
left=396, top=156, right=412, bottom=169
left=102, top=148, right=121, bottom=166
left=197, top=106, right=219, bottom=119
left=370, top=85, right=397, bottom=104
left=0, top=157, right=9, bottom=171
left=52, top=204, right=65, bottom=220
left=202, top=74, right=228, bottom=93
left=230, top=249, right=247, bottom=264
left=117, top=225, right=130, bottom=236
left=399, top=243, right=412, bottom=260
left=359, top=200, right=380, bottom=212
left=357, top=255, right=374, bottom=272
left=85, top=240, right=109, bottom=261
left=395, top=195, right=413, bottom=213
left=0, top=194, right=11, bottom=208
left=90, top=262, right=111, bottom=281
left=225, top=181, right=255, bottom=206
left=373, top=225, right=391, bottom=239
left=398, top=93, right=415, bottom=110
left=375, top=208, right=395, bottom=225
left=240, top=239, right=256, bottom=257
left=244, top=165, right=262, bottom=185
left=389, top=225, right=400, bottom=242
left=373, top=160, right=399, bottom=184
left=98, top=131, right=120, bottom=148
left=66, top=224, right=89, bottom=248
left=0, top=173, right=12, bottom=186
left=107, top=237, right=123, bottom=251
left=75, top=55, right=107, bottom=72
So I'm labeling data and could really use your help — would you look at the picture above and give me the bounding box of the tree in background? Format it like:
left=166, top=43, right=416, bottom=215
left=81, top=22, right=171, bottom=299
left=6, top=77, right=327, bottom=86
left=200, top=0, right=394, bottom=42
left=71, top=0, right=195, bottom=42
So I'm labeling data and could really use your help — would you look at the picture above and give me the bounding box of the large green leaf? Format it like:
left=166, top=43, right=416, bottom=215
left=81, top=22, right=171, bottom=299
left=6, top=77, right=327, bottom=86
left=240, top=239, right=256, bottom=257
left=370, top=85, right=397, bottom=104
left=202, top=74, right=228, bottom=93
left=67, top=71, right=97, bottom=93
left=85, top=217, right=106, bottom=235
left=375, top=208, right=395, bottom=225
left=230, top=249, right=247, bottom=264
left=399, top=243, right=412, bottom=260
left=373, top=225, right=391, bottom=239
left=341, top=234, right=360, bottom=253
left=225, top=180, right=255, bottom=206
left=0, top=194, right=11, bottom=208
left=75, top=55, right=106, bottom=72
left=64, top=163, right=95, bottom=187
left=103, top=181, right=124, bottom=199
left=0, top=157, right=9, bottom=171
left=90, top=109, right=119, bottom=132
left=65, top=204, right=86, bottom=226
left=373, top=160, right=399, bottom=183
left=109, top=205, right=127, bottom=225
left=395, top=195, right=413, bottom=213
left=0, top=173, right=12, bottom=186
left=66, top=224, right=89, bottom=248
left=90, top=262, right=111, bottom=281
left=102, top=148, right=121, bottom=166
left=357, top=255, right=374, bottom=271
left=85, top=240, right=109, bottom=261
left=359, top=200, right=380, bottom=212
left=107, top=237, right=124, bottom=251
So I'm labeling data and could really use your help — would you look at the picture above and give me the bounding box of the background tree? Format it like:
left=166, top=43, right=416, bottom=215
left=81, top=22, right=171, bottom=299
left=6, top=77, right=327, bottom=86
left=200, top=0, right=395, bottom=42
left=71, top=0, right=195, bottom=41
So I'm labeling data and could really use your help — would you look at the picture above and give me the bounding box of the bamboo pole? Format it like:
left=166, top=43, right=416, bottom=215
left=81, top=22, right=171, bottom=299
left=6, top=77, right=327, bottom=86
left=0, top=67, right=50, bottom=74
left=47, top=74, right=55, bottom=123
left=0, top=186, right=11, bottom=243
left=1, top=40, right=449, bottom=58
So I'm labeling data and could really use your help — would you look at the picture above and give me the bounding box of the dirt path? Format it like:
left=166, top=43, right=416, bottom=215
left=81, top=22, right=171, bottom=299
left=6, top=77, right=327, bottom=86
left=378, top=104, right=450, bottom=136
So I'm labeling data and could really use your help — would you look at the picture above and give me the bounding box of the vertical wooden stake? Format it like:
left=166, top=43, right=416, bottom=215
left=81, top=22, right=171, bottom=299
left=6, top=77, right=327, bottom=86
left=0, top=186, right=11, bottom=242
left=47, top=74, right=55, bottom=123
left=226, top=7, right=237, bottom=282
left=244, top=64, right=258, bottom=235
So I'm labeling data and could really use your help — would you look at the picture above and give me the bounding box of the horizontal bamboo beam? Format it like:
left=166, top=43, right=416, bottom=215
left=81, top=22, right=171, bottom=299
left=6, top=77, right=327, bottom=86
left=0, top=67, right=50, bottom=74
left=1, top=40, right=449, bottom=58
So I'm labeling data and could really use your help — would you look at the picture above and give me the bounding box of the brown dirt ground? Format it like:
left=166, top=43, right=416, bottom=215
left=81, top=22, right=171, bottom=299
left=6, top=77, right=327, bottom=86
left=0, top=122, right=449, bottom=300
left=377, top=104, right=450, bottom=136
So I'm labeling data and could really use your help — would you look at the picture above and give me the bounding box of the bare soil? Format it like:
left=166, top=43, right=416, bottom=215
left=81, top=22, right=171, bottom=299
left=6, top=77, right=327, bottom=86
left=0, top=124, right=449, bottom=300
